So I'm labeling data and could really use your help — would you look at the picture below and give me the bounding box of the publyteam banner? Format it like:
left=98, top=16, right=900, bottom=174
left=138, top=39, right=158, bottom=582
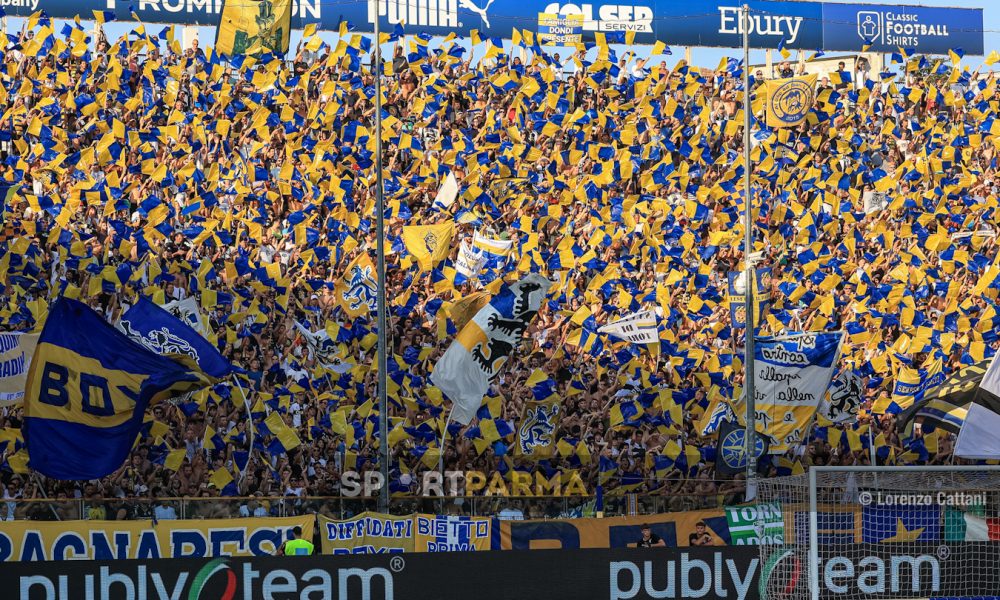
left=8, top=545, right=1000, bottom=600
left=0, top=516, right=313, bottom=562
left=498, top=509, right=730, bottom=550
left=1, top=0, right=984, bottom=54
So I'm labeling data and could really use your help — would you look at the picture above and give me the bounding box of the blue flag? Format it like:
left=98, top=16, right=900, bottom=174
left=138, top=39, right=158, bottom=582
left=118, top=297, right=234, bottom=379
left=24, top=298, right=216, bottom=480
left=862, top=504, right=941, bottom=543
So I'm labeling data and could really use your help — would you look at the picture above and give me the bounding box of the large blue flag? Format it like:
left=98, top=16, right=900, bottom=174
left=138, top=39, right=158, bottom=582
left=862, top=504, right=941, bottom=543
left=24, top=298, right=217, bottom=480
left=118, top=297, right=234, bottom=379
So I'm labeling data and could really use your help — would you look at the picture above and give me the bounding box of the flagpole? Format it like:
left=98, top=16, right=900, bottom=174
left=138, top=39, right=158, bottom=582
left=373, top=13, right=391, bottom=514
left=232, top=375, right=254, bottom=487
left=741, top=3, right=758, bottom=496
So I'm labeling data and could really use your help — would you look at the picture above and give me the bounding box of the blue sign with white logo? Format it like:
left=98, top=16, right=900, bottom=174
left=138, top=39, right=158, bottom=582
left=3, top=0, right=984, bottom=54
left=822, top=3, right=984, bottom=56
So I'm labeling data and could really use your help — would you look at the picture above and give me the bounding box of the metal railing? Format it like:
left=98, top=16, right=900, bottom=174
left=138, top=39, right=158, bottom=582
left=0, top=489, right=743, bottom=522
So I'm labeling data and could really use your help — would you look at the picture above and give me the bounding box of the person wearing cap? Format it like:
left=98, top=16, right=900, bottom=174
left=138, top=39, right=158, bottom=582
left=277, top=526, right=314, bottom=556
left=636, top=524, right=665, bottom=548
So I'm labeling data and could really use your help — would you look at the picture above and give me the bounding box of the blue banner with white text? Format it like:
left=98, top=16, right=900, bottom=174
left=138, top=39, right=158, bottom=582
left=3, top=0, right=983, bottom=54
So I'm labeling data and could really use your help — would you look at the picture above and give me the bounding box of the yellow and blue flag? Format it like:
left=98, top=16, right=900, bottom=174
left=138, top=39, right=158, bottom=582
left=24, top=298, right=217, bottom=480
left=432, top=273, right=550, bottom=424
left=515, top=396, right=561, bottom=458
left=765, top=74, right=817, bottom=128
left=883, top=357, right=946, bottom=414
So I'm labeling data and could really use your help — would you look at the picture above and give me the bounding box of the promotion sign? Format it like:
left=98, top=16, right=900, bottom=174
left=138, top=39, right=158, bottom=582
left=822, top=3, right=984, bottom=54
left=9, top=545, right=995, bottom=600
left=498, top=509, right=730, bottom=550
left=318, top=512, right=415, bottom=554
left=1, top=549, right=764, bottom=600
left=0, top=516, right=312, bottom=562
left=537, top=12, right=583, bottom=45
left=0, top=1, right=982, bottom=54
left=414, top=514, right=492, bottom=552
left=725, top=502, right=785, bottom=545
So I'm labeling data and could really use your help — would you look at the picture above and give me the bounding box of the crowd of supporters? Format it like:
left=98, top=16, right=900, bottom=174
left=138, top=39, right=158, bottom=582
left=0, top=16, right=992, bottom=519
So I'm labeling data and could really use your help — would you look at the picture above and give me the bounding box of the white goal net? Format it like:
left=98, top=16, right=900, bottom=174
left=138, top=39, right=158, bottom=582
left=753, top=466, right=1000, bottom=600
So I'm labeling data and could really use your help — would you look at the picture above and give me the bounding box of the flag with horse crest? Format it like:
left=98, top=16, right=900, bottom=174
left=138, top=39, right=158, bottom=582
left=432, top=274, right=551, bottom=424
left=516, top=397, right=562, bottom=458
left=336, top=254, right=378, bottom=319
left=819, top=369, right=864, bottom=424
left=216, top=0, right=292, bottom=56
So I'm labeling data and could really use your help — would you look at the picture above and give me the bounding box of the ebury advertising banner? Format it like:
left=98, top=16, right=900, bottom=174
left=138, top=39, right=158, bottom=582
left=0, top=515, right=312, bottom=561
left=0, top=1, right=983, bottom=54
left=319, top=512, right=415, bottom=554
left=498, top=508, right=731, bottom=550
left=8, top=545, right=1000, bottom=600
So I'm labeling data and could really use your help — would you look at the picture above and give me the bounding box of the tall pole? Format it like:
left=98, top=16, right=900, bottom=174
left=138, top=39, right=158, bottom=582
left=373, top=11, right=391, bottom=513
left=742, top=3, right=758, bottom=493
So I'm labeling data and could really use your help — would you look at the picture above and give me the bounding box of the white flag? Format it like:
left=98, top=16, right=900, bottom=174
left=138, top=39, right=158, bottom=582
left=0, top=332, right=38, bottom=405
left=163, top=297, right=208, bottom=335
left=433, top=172, right=459, bottom=209
left=598, top=310, right=658, bottom=344
left=432, top=273, right=551, bottom=424
left=956, top=403, right=1000, bottom=460
left=293, top=322, right=354, bottom=373
left=472, top=230, right=514, bottom=256
left=980, top=350, right=1000, bottom=399
left=455, top=241, right=486, bottom=281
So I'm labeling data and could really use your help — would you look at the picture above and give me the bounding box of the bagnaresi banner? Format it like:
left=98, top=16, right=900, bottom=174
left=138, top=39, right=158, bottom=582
left=498, top=509, right=731, bottom=550
left=318, top=512, right=415, bottom=554
left=2, top=1, right=983, bottom=53
left=8, top=544, right=998, bottom=600
left=0, top=516, right=312, bottom=561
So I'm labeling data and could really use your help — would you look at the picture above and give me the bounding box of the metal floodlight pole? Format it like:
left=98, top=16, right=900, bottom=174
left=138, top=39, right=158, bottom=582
left=373, top=13, right=391, bottom=513
left=742, top=4, right=758, bottom=488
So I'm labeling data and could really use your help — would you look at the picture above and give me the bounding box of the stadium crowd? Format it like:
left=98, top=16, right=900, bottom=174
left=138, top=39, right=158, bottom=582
left=0, top=15, right=991, bottom=519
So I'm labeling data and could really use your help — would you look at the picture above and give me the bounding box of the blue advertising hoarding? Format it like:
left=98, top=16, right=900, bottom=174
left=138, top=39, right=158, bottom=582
left=4, top=0, right=985, bottom=55
left=822, top=3, right=984, bottom=55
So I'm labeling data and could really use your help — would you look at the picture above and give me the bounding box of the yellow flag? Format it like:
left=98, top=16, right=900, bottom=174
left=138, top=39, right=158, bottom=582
left=164, top=449, right=186, bottom=471
left=209, top=467, right=234, bottom=489
left=265, top=411, right=301, bottom=452
left=402, top=222, right=455, bottom=271
left=216, top=0, right=292, bottom=56
left=765, top=74, right=818, bottom=128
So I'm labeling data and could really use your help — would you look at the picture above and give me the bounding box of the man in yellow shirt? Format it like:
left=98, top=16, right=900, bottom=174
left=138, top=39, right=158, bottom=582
left=277, top=526, right=314, bottom=556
